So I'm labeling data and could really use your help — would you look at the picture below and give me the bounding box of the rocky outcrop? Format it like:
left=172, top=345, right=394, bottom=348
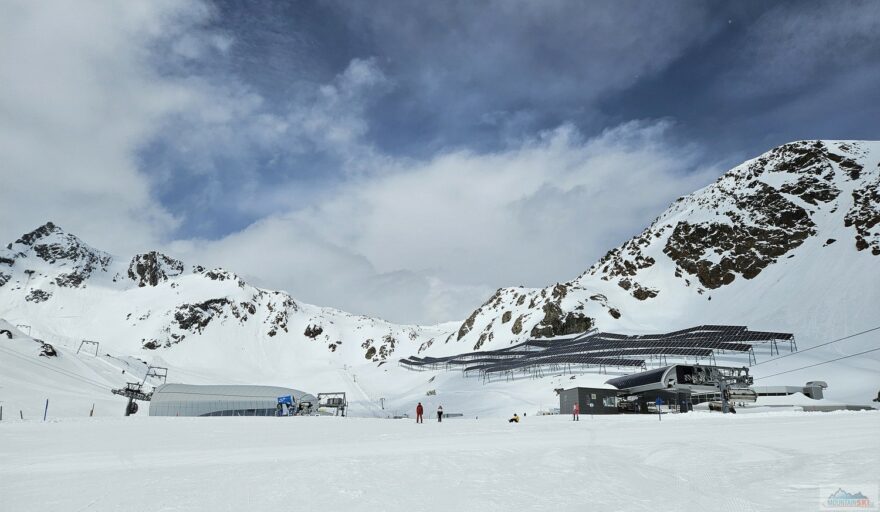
left=591, top=235, right=657, bottom=281
left=264, top=292, right=297, bottom=337
left=25, top=289, right=51, bottom=303
left=663, top=183, right=815, bottom=289
left=779, top=176, right=841, bottom=205
left=474, top=322, right=495, bottom=350
left=153, top=290, right=298, bottom=343
left=457, top=308, right=480, bottom=340
left=174, top=298, right=236, bottom=334
left=417, top=337, right=435, bottom=354
left=756, top=140, right=863, bottom=180
left=511, top=315, right=524, bottom=335
left=844, top=175, right=880, bottom=255
left=128, top=252, right=184, bottom=287
left=377, top=334, right=397, bottom=360
left=304, top=324, right=324, bottom=339
left=631, top=284, right=658, bottom=301
left=616, top=278, right=658, bottom=300
left=38, top=340, right=57, bottom=357
left=193, top=267, right=248, bottom=288
left=361, top=334, right=399, bottom=361
left=529, top=301, right=593, bottom=338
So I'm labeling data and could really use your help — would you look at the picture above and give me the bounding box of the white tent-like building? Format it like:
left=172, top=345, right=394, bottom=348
left=149, top=384, right=317, bottom=417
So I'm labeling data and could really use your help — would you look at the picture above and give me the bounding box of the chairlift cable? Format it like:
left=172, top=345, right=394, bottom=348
left=754, top=346, right=880, bottom=380
left=752, top=325, right=880, bottom=366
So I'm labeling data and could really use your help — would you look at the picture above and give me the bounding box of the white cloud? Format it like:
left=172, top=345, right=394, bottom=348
left=292, top=58, right=392, bottom=161
left=0, top=0, right=221, bottom=253
left=726, top=1, right=880, bottom=96
left=177, top=119, right=715, bottom=324
left=141, top=57, right=393, bottom=232
left=0, top=2, right=718, bottom=325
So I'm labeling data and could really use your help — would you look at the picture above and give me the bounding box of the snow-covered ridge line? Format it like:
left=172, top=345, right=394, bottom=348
left=0, top=221, right=453, bottom=365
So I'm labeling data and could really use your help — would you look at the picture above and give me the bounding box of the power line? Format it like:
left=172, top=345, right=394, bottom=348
left=755, top=346, right=880, bottom=380
left=752, top=325, right=880, bottom=366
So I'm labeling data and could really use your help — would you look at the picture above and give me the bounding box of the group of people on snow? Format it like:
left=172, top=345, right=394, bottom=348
left=415, top=402, right=443, bottom=423
left=416, top=402, right=525, bottom=424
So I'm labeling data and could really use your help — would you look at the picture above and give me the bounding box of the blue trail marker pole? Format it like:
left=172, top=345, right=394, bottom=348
left=43, top=399, right=49, bottom=422
left=655, top=396, right=662, bottom=422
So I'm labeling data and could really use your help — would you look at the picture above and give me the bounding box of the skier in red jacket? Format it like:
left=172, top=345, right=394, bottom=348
left=573, top=403, right=580, bottom=421
left=416, top=402, right=424, bottom=423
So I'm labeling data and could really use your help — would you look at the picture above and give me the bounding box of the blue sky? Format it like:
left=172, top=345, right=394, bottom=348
left=1, top=0, right=878, bottom=323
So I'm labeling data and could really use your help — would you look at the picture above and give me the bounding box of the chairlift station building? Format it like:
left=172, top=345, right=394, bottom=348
left=149, top=384, right=317, bottom=417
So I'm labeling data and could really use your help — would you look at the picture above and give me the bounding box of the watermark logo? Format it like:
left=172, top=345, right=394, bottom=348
left=821, top=485, right=879, bottom=511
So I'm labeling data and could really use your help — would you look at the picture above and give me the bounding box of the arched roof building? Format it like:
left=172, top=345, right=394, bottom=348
left=149, top=384, right=316, bottom=417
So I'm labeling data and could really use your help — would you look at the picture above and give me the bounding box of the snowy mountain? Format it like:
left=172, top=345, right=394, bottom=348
left=448, top=140, right=879, bottom=354
left=0, top=140, right=878, bottom=416
left=0, top=222, right=454, bottom=374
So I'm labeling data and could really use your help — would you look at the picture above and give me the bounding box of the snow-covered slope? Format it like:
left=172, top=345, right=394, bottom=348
left=447, top=141, right=879, bottom=353
left=3, top=413, right=878, bottom=512
left=0, top=223, right=458, bottom=417
left=0, top=319, right=151, bottom=418
left=0, top=222, right=453, bottom=369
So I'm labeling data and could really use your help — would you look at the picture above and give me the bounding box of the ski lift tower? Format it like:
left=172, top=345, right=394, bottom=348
left=317, top=392, right=348, bottom=417
left=77, top=340, right=99, bottom=356
left=142, top=365, right=168, bottom=384
left=111, top=382, right=152, bottom=416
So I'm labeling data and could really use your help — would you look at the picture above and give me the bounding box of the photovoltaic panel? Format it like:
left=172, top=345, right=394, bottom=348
left=398, top=324, right=791, bottom=376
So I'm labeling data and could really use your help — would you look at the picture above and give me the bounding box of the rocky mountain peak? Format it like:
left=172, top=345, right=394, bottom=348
left=3, top=222, right=112, bottom=288
left=582, top=140, right=876, bottom=290
left=449, top=140, right=879, bottom=351
left=10, top=221, right=64, bottom=247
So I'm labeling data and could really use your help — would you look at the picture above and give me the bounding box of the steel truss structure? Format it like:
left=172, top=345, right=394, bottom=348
left=398, top=325, right=794, bottom=383
left=111, top=382, right=153, bottom=416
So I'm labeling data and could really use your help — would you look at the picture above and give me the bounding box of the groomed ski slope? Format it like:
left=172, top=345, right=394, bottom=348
left=1, top=412, right=877, bottom=512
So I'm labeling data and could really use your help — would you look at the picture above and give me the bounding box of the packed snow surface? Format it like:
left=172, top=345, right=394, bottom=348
left=1, top=412, right=877, bottom=512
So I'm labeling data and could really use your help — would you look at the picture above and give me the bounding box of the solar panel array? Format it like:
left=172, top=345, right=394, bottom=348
left=398, top=325, right=794, bottom=379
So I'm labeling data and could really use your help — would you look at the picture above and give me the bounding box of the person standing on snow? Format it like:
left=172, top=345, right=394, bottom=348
left=573, top=402, right=580, bottom=421
left=437, top=405, right=444, bottom=422
left=416, top=402, right=424, bottom=423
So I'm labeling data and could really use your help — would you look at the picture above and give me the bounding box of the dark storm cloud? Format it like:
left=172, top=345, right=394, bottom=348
left=318, top=0, right=722, bottom=155
left=600, top=0, right=880, bottom=165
